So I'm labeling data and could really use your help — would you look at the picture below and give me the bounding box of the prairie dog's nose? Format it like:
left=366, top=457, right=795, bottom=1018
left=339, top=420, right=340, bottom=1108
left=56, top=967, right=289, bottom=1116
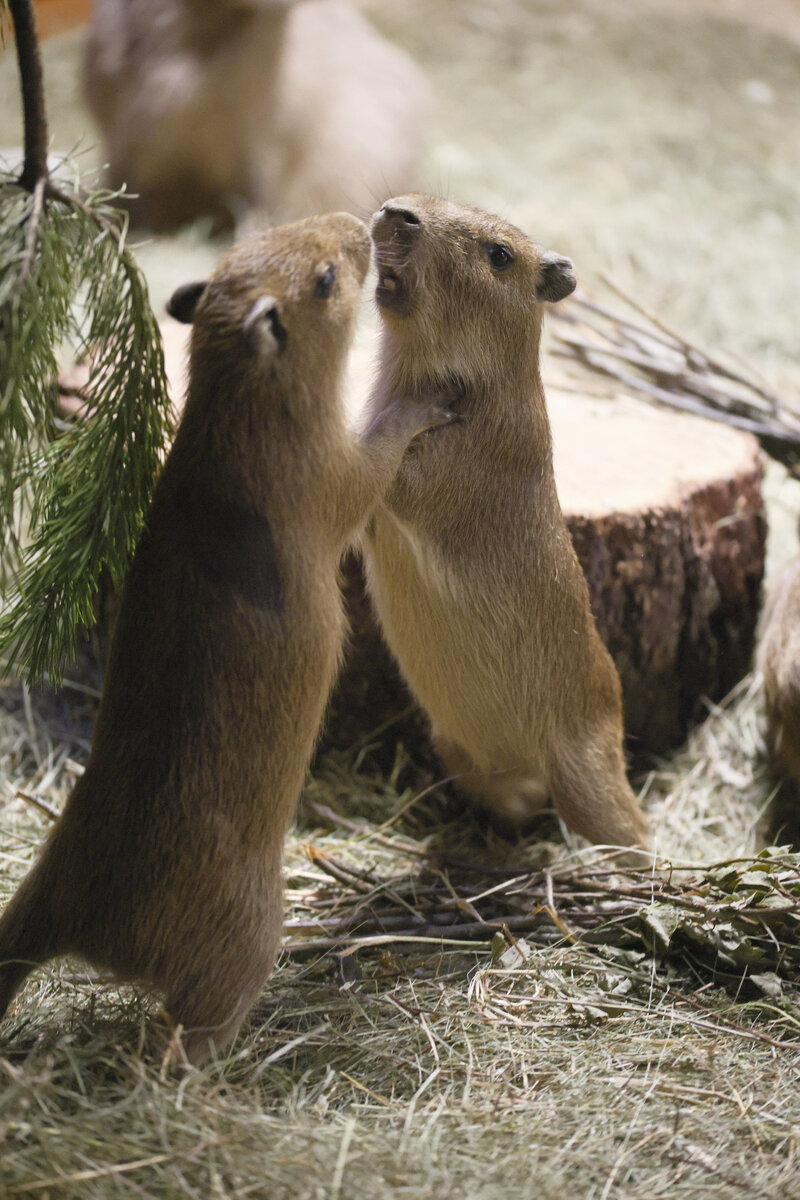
left=380, top=203, right=421, bottom=226
left=323, top=211, right=370, bottom=278
left=371, top=201, right=423, bottom=246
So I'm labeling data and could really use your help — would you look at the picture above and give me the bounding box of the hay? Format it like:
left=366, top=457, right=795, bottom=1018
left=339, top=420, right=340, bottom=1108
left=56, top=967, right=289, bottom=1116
left=1, top=672, right=800, bottom=1199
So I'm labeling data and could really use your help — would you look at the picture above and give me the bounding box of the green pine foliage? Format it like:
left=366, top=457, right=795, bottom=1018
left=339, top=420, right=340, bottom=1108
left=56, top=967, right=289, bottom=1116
left=0, top=2, right=173, bottom=683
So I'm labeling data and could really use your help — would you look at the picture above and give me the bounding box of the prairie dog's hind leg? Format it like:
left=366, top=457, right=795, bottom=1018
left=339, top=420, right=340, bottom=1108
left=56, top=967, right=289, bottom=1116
left=0, top=848, right=69, bottom=1023
left=154, top=888, right=284, bottom=1068
left=159, top=983, right=259, bottom=1069
left=434, top=733, right=550, bottom=833
left=158, top=943, right=277, bottom=1068
left=549, top=728, right=652, bottom=867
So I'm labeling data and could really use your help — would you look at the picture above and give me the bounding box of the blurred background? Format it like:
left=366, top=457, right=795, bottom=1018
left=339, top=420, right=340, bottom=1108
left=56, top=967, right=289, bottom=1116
left=2, top=0, right=798, bottom=380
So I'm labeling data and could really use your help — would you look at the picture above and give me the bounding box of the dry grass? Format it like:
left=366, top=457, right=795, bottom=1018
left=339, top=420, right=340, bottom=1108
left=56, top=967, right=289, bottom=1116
left=1, top=671, right=800, bottom=1199
left=3, top=0, right=800, bottom=1196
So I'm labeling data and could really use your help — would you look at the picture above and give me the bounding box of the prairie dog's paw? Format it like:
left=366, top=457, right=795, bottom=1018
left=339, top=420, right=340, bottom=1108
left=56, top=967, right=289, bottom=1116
left=419, top=403, right=461, bottom=433
left=403, top=387, right=464, bottom=435
left=369, top=394, right=461, bottom=446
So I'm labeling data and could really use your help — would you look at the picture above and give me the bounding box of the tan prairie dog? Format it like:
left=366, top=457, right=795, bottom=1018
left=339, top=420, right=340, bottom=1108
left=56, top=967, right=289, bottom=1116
left=757, top=554, right=800, bottom=782
left=0, top=213, right=452, bottom=1066
left=83, top=0, right=429, bottom=232
left=362, top=194, right=652, bottom=864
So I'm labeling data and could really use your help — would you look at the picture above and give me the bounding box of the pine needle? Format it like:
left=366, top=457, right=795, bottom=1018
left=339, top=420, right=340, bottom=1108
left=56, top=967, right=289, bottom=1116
left=0, top=171, right=173, bottom=682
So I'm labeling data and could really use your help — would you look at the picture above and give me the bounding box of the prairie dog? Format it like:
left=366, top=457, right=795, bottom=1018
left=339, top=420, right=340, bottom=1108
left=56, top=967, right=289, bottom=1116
left=0, top=213, right=452, bottom=1066
left=757, top=554, right=800, bottom=782
left=83, top=0, right=430, bottom=232
left=362, top=194, right=652, bottom=864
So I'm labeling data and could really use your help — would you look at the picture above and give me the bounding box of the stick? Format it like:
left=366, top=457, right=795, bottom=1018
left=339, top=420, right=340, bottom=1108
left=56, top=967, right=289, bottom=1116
left=9, top=0, right=48, bottom=192
left=598, top=275, right=785, bottom=409
left=546, top=279, right=800, bottom=469
left=14, top=788, right=60, bottom=822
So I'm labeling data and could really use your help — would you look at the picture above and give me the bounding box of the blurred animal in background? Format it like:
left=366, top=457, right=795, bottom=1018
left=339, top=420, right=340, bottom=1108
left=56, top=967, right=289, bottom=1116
left=0, top=212, right=453, bottom=1066
left=83, top=0, right=430, bottom=233
left=363, top=194, right=652, bottom=865
left=758, top=554, right=800, bottom=785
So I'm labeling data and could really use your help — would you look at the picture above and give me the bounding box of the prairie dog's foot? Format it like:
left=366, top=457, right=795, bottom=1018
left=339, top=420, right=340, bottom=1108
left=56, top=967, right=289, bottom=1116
left=435, top=734, right=550, bottom=834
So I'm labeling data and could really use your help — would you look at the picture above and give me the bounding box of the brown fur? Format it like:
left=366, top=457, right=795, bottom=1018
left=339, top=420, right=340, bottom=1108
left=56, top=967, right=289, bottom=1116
left=757, top=555, right=800, bottom=782
left=0, top=212, right=452, bottom=1065
left=83, top=0, right=429, bottom=232
left=362, top=194, right=652, bottom=864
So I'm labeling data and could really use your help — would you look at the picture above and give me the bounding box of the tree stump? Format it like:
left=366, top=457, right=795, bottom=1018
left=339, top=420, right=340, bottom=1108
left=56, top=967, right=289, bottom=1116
left=324, top=391, right=766, bottom=762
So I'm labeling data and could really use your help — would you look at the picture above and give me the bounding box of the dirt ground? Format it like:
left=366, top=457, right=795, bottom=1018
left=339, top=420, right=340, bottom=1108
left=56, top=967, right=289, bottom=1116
left=1, top=1, right=800, bottom=1197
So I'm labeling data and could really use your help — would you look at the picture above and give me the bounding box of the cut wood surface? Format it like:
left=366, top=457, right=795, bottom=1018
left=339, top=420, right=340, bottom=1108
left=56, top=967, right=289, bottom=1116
left=325, top=390, right=766, bottom=761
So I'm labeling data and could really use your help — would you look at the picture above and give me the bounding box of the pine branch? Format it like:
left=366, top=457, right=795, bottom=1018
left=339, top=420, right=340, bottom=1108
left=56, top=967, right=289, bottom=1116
left=0, top=0, right=173, bottom=682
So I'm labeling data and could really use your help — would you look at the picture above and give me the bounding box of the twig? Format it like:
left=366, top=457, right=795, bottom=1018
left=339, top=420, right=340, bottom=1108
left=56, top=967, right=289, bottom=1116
left=9, top=0, right=48, bottom=192
left=14, top=788, right=59, bottom=822
left=554, top=328, right=788, bottom=423
left=8, top=0, right=50, bottom=292
left=548, top=280, right=800, bottom=469
left=598, top=274, right=784, bottom=410
left=551, top=342, right=800, bottom=449
left=283, top=850, right=800, bottom=983
left=17, top=173, right=45, bottom=287
left=306, top=847, right=376, bottom=895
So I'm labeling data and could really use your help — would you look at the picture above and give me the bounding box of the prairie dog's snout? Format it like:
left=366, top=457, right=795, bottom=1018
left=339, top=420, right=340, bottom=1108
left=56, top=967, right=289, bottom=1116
left=324, top=211, right=371, bottom=278
left=372, top=198, right=424, bottom=315
left=373, top=201, right=423, bottom=239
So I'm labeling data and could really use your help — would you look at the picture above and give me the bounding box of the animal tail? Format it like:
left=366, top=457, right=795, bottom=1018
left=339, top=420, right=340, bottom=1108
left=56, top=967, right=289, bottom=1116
left=0, top=863, right=61, bottom=1022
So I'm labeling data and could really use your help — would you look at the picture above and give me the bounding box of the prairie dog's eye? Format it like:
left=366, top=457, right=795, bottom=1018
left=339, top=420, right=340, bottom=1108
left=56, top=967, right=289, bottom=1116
left=314, top=263, right=336, bottom=299
left=486, top=244, right=514, bottom=271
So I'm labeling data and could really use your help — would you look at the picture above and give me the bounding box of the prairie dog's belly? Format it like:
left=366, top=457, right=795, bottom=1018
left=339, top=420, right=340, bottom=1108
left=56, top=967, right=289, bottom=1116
left=365, top=511, right=553, bottom=773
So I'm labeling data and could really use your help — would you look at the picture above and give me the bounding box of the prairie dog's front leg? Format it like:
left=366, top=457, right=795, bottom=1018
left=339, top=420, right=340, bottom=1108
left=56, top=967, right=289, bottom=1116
left=335, top=395, right=457, bottom=539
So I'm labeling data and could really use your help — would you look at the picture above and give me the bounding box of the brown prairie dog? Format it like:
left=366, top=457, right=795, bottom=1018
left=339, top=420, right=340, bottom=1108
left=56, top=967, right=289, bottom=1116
left=362, top=194, right=652, bottom=865
left=83, top=0, right=430, bottom=232
left=757, top=554, right=800, bottom=782
left=0, top=213, right=452, bottom=1066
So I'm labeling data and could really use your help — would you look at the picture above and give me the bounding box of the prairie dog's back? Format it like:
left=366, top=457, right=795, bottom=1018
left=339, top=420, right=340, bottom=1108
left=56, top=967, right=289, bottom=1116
left=0, top=212, right=380, bottom=1063
left=92, top=213, right=374, bottom=799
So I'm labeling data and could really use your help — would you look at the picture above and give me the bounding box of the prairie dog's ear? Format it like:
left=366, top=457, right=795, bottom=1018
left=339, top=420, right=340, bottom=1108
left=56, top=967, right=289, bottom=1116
left=536, top=252, right=576, bottom=303
left=167, top=280, right=208, bottom=324
left=243, top=295, right=288, bottom=355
